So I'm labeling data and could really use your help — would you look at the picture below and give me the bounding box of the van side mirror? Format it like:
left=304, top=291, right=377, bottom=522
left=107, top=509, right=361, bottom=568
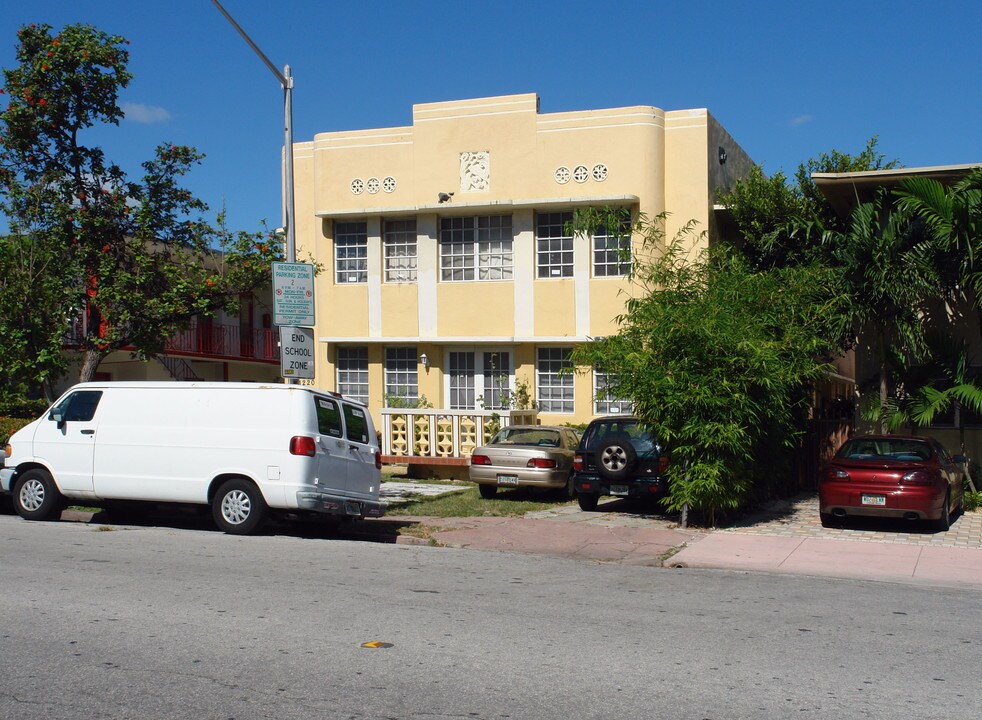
left=50, top=409, right=65, bottom=428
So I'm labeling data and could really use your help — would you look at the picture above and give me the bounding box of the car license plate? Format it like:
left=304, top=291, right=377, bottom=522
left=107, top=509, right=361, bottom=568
left=344, top=501, right=361, bottom=515
left=609, top=485, right=629, bottom=496
left=861, top=494, right=886, bottom=506
left=497, top=474, right=519, bottom=486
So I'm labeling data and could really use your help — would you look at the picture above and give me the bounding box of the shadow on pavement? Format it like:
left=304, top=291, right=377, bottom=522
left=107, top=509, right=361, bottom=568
left=56, top=502, right=421, bottom=543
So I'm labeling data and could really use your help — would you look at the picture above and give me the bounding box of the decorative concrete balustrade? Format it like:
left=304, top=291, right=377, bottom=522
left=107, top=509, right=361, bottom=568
left=379, top=408, right=539, bottom=466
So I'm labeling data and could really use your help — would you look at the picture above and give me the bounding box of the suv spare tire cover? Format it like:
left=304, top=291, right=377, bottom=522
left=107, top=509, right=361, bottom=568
left=594, top=433, right=638, bottom=481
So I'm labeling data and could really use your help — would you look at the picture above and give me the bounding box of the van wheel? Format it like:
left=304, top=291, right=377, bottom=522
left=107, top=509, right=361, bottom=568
left=13, top=469, right=63, bottom=521
left=212, top=479, right=267, bottom=535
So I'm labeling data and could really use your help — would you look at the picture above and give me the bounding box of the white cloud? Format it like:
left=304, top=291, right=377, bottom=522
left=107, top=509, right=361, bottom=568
left=790, top=114, right=814, bottom=127
left=121, top=102, right=172, bottom=124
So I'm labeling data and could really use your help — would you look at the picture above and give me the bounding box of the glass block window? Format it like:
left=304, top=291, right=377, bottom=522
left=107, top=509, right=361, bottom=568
left=536, top=211, right=574, bottom=278
left=592, top=213, right=633, bottom=277
left=536, top=347, right=574, bottom=413
left=449, top=352, right=476, bottom=410
left=594, top=370, right=633, bottom=415
left=336, top=346, right=369, bottom=405
left=383, top=218, right=417, bottom=283
left=483, top=351, right=511, bottom=410
left=335, top=221, right=368, bottom=284
left=384, top=346, right=418, bottom=405
left=439, top=215, right=513, bottom=281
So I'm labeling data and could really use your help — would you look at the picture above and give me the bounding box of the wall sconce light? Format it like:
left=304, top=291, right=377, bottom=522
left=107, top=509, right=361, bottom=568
left=420, top=353, right=430, bottom=371
left=437, top=191, right=454, bottom=203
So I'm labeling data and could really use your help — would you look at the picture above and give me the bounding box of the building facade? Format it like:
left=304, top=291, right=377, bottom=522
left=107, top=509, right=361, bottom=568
left=294, top=93, right=754, bottom=435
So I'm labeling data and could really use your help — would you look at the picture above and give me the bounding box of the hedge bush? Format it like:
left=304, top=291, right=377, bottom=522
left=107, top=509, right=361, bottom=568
left=1, top=416, right=33, bottom=445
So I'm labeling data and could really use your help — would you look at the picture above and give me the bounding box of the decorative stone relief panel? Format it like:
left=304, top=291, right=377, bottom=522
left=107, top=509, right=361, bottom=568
left=459, top=151, right=491, bottom=193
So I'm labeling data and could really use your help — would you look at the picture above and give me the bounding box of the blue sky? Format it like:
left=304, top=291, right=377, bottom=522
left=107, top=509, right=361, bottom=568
left=2, top=0, right=981, bottom=234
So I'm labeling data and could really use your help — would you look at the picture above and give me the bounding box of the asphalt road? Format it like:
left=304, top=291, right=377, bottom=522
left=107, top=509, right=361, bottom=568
left=1, top=513, right=980, bottom=720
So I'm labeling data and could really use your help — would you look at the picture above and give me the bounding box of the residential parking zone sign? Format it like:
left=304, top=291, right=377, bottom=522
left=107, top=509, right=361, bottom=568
left=272, top=262, right=315, bottom=327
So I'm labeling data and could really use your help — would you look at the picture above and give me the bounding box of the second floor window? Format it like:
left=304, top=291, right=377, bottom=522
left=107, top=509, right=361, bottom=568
left=335, top=221, right=368, bottom=284
left=440, top=215, right=513, bottom=281
left=384, top=218, right=417, bottom=283
left=592, top=211, right=632, bottom=277
left=536, top=211, right=574, bottom=278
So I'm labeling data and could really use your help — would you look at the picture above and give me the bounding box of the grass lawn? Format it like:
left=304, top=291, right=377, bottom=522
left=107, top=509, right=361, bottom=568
left=385, top=484, right=575, bottom=518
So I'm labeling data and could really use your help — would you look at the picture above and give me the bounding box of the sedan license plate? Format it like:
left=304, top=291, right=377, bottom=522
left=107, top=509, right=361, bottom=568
left=497, top=474, right=519, bottom=486
left=861, top=494, right=886, bottom=506
left=609, top=485, right=629, bottom=496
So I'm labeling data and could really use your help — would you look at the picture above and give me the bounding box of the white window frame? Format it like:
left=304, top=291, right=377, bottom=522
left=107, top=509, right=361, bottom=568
left=536, top=347, right=574, bottom=413
left=439, top=215, right=513, bottom=282
left=445, top=349, right=514, bottom=410
left=536, top=211, right=574, bottom=279
left=592, top=212, right=632, bottom=278
left=593, top=370, right=633, bottom=415
left=335, top=221, right=368, bottom=284
left=336, top=346, right=369, bottom=405
left=384, top=346, right=418, bottom=405
left=383, top=218, right=417, bottom=283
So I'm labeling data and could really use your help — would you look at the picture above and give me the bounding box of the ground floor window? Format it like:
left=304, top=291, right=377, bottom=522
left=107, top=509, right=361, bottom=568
left=385, top=346, right=418, bottom=405
left=336, top=346, right=369, bottom=405
left=536, top=347, right=574, bottom=413
left=594, top=370, right=633, bottom=415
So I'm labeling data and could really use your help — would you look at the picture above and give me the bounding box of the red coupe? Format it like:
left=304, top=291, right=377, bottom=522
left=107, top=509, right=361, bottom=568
left=819, top=435, right=966, bottom=531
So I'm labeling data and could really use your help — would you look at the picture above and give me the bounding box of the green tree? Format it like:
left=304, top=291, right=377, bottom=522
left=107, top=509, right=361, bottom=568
left=718, top=136, right=899, bottom=270
left=0, top=231, right=71, bottom=398
left=0, top=23, right=281, bottom=399
left=820, top=191, right=943, bottom=432
left=571, top=208, right=848, bottom=523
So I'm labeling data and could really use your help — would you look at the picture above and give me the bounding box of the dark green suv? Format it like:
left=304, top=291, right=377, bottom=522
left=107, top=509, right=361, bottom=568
left=572, top=416, right=669, bottom=511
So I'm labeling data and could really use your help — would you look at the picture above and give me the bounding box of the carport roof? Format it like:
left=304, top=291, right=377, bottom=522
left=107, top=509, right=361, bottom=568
left=812, top=163, right=982, bottom=218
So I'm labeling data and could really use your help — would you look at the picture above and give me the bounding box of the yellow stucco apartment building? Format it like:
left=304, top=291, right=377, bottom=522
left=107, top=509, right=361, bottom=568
left=293, top=93, right=753, bottom=460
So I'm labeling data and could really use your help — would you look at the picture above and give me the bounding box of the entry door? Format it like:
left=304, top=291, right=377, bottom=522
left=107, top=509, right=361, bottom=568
left=33, top=390, right=103, bottom=494
left=447, top=350, right=512, bottom=410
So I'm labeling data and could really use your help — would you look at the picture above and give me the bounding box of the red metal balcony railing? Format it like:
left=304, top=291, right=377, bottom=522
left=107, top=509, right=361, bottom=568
left=63, top=318, right=280, bottom=363
left=165, top=320, right=279, bottom=362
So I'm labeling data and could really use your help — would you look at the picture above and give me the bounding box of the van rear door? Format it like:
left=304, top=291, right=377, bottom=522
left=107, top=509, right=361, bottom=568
left=313, top=395, right=349, bottom=492
left=340, top=401, right=378, bottom=498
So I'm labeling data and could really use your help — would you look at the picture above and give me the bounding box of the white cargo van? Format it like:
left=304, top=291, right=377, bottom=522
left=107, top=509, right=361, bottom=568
left=1, top=382, right=385, bottom=534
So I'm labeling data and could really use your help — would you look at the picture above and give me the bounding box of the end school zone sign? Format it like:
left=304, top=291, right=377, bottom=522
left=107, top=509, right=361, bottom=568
left=280, top=327, right=315, bottom=379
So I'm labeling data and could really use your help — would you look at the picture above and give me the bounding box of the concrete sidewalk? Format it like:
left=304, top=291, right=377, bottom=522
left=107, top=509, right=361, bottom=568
left=665, top=532, right=982, bottom=588
left=370, top=490, right=982, bottom=589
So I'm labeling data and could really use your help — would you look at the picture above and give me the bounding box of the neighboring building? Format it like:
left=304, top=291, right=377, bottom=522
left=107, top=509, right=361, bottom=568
left=812, top=163, right=982, bottom=462
left=293, top=93, right=754, bottom=458
left=55, top=291, right=281, bottom=395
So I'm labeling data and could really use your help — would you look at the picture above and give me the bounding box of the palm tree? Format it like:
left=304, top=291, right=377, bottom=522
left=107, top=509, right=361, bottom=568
left=821, top=190, right=943, bottom=432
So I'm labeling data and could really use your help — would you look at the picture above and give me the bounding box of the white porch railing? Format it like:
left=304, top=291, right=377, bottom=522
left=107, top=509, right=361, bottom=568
left=379, top=408, right=539, bottom=460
